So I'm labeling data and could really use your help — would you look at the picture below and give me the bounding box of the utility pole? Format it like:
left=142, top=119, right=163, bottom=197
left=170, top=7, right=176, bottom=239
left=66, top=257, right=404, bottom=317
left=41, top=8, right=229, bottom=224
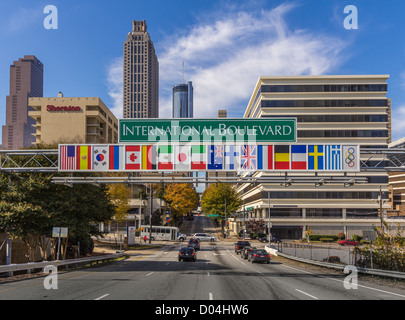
left=149, top=183, right=153, bottom=244
left=268, top=191, right=271, bottom=246
left=243, top=199, right=246, bottom=240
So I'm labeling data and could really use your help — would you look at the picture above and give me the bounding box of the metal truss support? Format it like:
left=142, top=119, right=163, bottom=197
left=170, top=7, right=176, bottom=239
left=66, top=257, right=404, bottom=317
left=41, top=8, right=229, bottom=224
left=50, top=175, right=368, bottom=186
left=0, top=148, right=404, bottom=180
left=0, top=149, right=58, bottom=172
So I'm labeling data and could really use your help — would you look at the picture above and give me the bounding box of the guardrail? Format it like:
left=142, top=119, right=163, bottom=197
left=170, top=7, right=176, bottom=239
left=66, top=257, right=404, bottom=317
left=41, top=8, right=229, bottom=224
left=0, top=253, right=126, bottom=277
left=265, top=245, right=405, bottom=280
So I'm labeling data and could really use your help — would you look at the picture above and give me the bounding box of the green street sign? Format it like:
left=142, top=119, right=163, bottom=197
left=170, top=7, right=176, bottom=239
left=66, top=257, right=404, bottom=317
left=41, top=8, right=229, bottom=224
left=119, top=118, right=296, bottom=143
left=207, top=214, right=220, bottom=217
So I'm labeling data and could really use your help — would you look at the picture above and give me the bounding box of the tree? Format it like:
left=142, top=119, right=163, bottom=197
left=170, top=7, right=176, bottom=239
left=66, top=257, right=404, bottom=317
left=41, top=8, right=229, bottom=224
left=245, top=219, right=266, bottom=238
left=201, top=183, right=242, bottom=233
left=106, top=184, right=131, bottom=224
left=0, top=172, right=115, bottom=261
left=164, top=183, right=199, bottom=222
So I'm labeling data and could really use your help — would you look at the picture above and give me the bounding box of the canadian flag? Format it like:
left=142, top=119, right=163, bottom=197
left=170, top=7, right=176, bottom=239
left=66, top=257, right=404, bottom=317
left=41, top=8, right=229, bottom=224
left=125, top=145, right=141, bottom=170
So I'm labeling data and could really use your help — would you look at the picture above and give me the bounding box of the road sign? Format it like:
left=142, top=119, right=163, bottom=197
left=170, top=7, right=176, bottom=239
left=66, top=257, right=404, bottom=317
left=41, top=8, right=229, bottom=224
left=119, top=118, right=297, bottom=143
left=363, top=230, right=377, bottom=241
left=52, top=227, right=68, bottom=238
left=207, top=214, right=219, bottom=217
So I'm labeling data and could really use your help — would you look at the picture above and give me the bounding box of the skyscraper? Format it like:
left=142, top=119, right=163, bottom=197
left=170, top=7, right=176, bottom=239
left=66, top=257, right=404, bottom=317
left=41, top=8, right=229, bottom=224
left=2, top=55, right=43, bottom=149
left=172, top=81, right=193, bottom=118
left=123, top=20, right=159, bottom=118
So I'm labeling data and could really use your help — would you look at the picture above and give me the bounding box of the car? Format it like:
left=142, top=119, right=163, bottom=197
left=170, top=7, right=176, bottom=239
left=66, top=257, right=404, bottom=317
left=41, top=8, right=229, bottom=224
left=248, top=249, right=270, bottom=264
left=178, top=233, right=187, bottom=242
left=178, top=247, right=197, bottom=262
left=234, top=241, right=250, bottom=254
left=241, top=246, right=256, bottom=259
left=270, top=236, right=282, bottom=243
left=338, top=239, right=359, bottom=246
left=193, top=233, right=216, bottom=242
left=188, top=238, right=200, bottom=250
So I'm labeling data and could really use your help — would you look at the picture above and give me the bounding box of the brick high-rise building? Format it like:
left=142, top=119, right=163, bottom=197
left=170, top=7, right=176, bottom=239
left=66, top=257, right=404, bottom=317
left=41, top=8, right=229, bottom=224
left=2, top=55, right=44, bottom=149
left=123, top=20, right=159, bottom=118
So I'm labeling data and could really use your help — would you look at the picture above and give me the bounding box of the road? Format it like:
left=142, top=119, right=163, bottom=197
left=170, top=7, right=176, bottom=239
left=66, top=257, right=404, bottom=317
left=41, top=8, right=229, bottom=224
left=0, top=215, right=404, bottom=303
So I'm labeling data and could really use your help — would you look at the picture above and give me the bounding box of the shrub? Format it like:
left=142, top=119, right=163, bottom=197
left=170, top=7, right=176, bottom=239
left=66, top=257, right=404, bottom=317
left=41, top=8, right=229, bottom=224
left=337, top=232, right=345, bottom=240
left=319, top=238, right=334, bottom=242
left=309, top=234, right=339, bottom=241
left=352, top=234, right=363, bottom=242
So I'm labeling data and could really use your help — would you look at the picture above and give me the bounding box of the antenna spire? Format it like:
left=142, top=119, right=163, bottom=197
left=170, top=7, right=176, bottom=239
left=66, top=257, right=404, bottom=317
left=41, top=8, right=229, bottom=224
left=182, top=61, right=185, bottom=84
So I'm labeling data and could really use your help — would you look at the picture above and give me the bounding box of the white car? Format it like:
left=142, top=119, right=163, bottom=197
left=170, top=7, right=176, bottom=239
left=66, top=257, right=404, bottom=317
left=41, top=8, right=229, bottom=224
left=193, top=233, right=216, bottom=242
left=178, top=233, right=187, bottom=241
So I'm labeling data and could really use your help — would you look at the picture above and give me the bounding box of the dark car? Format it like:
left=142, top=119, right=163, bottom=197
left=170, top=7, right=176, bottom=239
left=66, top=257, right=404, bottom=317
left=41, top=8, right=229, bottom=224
left=188, top=238, right=200, bottom=251
left=248, top=249, right=270, bottom=264
left=178, top=247, right=197, bottom=262
left=241, top=246, right=256, bottom=260
left=234, top=241, right=250, bottom=254
left=270, top=236, right=282, bottom=244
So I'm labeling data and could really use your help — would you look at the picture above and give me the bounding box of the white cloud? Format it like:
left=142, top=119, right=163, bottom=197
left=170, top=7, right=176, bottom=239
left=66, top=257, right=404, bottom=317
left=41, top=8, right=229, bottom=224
left=391, top=105, right=405, bottom=142
left=106, top=57, right=123, bottom=119
left=106, top=3, right=347, bottom=119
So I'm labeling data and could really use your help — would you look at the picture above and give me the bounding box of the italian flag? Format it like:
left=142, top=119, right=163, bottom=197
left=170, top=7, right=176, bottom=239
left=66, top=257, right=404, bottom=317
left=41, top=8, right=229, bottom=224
left=158, top=145, right=173, bottom=170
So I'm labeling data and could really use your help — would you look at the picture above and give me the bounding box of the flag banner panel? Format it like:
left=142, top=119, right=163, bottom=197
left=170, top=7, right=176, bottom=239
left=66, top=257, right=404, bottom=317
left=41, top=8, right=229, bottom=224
left=58, top=144, right=360, bottom=172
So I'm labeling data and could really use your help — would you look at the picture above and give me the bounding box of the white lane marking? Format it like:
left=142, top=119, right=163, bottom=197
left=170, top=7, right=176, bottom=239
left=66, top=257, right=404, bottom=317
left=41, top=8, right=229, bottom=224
left=95, top=294, right=110, bottom=300
left=209, top=292, right=214, bottom=300
left=226, top=250, right=245, bottom=265
left=146, top=272, right=154, bottom=277
left=295, top=289, right=319, bottom=300
left=285, top=263, right=405, bottom=299
left=256, top=271, right=264, bottom=275
left=207, top=272, right=210, bottom=276
left=326, top=277, right=405, bottom=299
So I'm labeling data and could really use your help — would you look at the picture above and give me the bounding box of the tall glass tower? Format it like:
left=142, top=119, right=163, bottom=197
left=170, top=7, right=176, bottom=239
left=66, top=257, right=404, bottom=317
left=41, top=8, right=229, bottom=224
left=172, top=81, right=193, bottom=118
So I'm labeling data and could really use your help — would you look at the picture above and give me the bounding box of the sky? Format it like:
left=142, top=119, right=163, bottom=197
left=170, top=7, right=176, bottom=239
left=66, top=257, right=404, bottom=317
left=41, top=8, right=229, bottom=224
left=1, top=0, right=405, bottom=142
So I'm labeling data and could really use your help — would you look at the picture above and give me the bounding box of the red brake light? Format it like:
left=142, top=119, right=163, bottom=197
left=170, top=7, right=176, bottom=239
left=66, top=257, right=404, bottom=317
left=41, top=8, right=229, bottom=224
left=192, top=253, right=195, bottom=255
left=253, top=254, right=260, bottom=257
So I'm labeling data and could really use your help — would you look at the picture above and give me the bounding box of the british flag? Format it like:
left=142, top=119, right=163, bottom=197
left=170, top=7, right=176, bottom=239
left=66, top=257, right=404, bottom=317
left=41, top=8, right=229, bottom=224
left=241, top=145, right=257, bottom=171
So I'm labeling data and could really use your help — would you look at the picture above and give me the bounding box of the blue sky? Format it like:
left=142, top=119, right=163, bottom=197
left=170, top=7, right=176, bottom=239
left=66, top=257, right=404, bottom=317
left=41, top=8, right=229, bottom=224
left=1, top=0, right=405, bottom=142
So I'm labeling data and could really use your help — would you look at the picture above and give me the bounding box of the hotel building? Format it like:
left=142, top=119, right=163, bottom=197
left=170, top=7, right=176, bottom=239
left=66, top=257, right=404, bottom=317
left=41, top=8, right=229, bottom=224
left=123, top=20, right=159, bottom=118
left=232, top=75, right=404, bottom=239
left=28, top=95, right=118, bottom=145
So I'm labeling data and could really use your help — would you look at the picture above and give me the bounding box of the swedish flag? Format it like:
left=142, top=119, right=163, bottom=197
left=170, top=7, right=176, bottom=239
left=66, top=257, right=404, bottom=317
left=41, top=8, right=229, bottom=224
left=308, top=145, right=324, bottom=170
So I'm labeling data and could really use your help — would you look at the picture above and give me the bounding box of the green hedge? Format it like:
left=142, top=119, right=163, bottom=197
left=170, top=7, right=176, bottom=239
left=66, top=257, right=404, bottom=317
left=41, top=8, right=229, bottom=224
left=309, top=234, right=339, bottom=241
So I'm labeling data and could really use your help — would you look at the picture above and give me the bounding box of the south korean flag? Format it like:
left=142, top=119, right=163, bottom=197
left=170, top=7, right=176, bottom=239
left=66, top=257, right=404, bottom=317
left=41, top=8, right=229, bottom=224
left=93, top=145, right=109, bottom=171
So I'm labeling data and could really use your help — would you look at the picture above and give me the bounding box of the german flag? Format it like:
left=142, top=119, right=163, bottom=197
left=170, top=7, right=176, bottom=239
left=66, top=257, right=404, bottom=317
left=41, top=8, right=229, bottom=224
left=274, top=145, right=290, bottom=170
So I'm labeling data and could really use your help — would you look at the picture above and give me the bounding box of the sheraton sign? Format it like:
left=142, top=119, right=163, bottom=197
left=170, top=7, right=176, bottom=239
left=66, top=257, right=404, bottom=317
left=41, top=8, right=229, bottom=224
left=119, top=119, right=297, bottom=143
left=47, top=105, right=81, bottom=112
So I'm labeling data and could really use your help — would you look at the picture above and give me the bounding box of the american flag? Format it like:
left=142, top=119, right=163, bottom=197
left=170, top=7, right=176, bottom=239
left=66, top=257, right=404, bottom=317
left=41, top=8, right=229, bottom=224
left=241, top=145, right=257, bottom=170
left=59, top=145, right=77, bottom=170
